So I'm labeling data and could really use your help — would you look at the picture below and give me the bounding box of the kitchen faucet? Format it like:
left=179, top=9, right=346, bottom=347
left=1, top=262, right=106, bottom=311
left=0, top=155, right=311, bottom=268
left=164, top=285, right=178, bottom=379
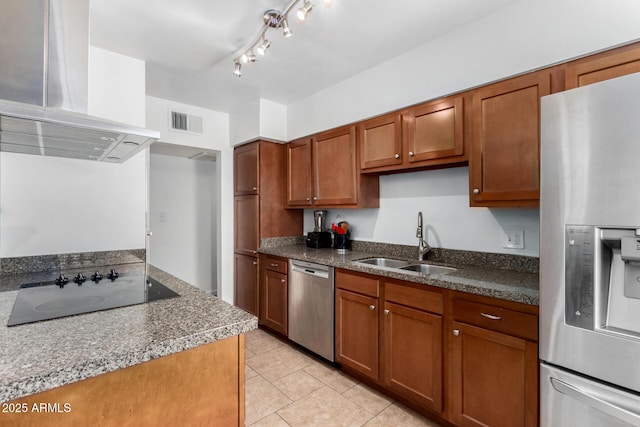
left=416, top=211, right=431, bottom=261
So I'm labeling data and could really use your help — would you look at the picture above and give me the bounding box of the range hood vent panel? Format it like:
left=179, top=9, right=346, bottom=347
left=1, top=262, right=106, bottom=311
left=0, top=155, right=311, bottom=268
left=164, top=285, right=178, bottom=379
left=0, top=0, right=158, bottom=162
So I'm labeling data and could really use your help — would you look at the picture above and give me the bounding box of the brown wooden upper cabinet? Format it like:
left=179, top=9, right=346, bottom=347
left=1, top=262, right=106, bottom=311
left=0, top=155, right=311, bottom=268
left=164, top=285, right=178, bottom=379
left=565, top=41, right=640, bottom=89
left=234, top=142, right=259, bottom=195
left=469, top=71, right=551, bottom=207
left=359, top=96, right=465, bottom=173
left=286, top=125, right=379, bottom=208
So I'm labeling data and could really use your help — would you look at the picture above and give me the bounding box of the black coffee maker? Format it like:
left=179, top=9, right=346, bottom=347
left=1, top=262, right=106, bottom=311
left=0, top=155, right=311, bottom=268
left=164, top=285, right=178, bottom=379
left=306, top=210, right=332, bottom=248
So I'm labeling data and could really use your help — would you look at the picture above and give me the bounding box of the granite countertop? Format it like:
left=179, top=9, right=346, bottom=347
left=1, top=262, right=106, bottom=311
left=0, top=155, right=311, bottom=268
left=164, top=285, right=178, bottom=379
left=259, top=245, right=539, bottom=306
left=0, top=265, right=257, bottom=403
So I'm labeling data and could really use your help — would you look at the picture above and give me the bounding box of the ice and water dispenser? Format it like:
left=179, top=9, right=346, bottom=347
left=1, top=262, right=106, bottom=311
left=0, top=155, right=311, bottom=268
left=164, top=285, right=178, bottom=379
left=565, top=225, right=640, bottom=337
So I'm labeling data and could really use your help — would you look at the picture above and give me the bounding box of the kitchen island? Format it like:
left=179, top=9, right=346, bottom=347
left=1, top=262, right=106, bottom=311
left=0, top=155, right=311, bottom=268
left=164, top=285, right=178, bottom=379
left=0, top=265, right=257, bottom=426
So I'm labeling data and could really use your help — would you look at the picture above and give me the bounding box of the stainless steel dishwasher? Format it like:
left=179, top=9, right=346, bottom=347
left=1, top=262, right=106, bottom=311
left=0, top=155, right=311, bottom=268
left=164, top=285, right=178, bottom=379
left=288, top=259, right=335, bottom=362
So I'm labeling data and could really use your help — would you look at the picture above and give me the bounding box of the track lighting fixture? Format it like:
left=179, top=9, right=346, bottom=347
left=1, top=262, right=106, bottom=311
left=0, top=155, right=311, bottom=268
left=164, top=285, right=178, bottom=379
left=256, top=37, right=271, bottom=55
left=296, top=0, right=313, bottom=21
left=232, top=0, right=336, bottom=76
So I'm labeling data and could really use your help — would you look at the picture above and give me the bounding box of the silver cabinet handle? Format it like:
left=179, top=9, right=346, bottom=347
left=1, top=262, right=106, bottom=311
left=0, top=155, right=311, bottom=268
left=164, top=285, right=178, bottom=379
left=453, top=329, right=460, bottom=336
left=369, top=305, right=375, bottom=311
left=270, top=263, right=279, bottom=267
left=481, top=312, right=502, bottom=320
left=550, top=377, right=640, bottom=424
left=394, top=153, right=400, bottom=159
left=408, top=151, right=415, bottom=157
left=383, top=309, right=389, bottom=315
left=473, top=188, right=480, bottom=195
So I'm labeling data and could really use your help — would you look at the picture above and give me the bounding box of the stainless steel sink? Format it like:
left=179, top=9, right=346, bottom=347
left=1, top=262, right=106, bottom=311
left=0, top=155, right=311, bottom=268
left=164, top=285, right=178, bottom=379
left=354, top=258, right=412, bottom=268
left=399, top=264, right=457, bottom=275
left=354, top=257, right=456, bottom=276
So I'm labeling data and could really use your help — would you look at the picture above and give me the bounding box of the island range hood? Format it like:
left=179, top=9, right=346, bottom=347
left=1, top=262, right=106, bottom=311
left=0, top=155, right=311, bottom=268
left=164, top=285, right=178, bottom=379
left=0, top=0, right=159, bottom=163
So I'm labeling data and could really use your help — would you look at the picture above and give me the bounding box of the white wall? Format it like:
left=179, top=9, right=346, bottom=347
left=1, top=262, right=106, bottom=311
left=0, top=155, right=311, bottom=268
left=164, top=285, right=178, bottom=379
left=304, top=168, right=539, bottom=257
left=229, top=98, right=287, bottom=145
left=149, top=154, right=216, bottom=293
left=288, top=0, right=640, bottom=138
left=145, top=96, right=234, bottom=302
left=292, top=0, right=640, bottom=258
left=0, top=48, right=147, bottom=258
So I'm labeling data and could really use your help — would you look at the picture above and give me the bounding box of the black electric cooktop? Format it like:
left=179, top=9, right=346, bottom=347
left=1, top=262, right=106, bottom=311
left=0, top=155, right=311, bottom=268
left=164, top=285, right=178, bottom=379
left=7, top=269, right=179, bottom=327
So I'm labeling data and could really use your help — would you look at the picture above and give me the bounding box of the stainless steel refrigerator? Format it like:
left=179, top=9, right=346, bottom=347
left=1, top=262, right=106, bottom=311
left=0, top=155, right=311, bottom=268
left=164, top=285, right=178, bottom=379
left=540, top=72, right=640, bottom=425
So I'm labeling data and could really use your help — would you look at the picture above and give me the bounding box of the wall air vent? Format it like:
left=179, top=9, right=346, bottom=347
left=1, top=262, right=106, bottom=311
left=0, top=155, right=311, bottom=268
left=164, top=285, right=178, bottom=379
left=169, top=110, right=203, bottom=134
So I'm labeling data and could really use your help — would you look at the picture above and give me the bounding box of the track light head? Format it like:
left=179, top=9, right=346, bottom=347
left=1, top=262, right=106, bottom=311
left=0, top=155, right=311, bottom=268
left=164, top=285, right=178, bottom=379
left=281, top=18, right=293, bottom=37
left=256, top=38, right=271, bottom=55
left=240, top=51, right=257, bottom=64
left=297, top=1, right=313, bottom=21
left=233, top=62, right=242, bottom=77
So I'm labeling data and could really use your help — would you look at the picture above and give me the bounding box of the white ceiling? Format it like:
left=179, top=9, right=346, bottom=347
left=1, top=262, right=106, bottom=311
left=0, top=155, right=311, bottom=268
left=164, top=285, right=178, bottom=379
left=90, top=0, right=518, bottom=113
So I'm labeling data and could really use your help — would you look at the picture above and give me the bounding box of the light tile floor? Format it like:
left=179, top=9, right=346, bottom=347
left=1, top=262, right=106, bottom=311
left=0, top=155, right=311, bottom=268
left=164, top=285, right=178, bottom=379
left=244, top=328, right=443, bottom=427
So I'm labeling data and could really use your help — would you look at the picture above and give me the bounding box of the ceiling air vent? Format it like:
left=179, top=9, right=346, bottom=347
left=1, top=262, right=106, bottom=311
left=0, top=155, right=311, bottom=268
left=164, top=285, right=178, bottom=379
left=169, top=110, right=203, bottom=134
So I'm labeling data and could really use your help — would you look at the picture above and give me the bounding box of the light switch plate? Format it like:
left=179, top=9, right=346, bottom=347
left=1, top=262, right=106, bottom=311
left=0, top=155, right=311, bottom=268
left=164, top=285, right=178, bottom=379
left=502, top=229, right=524, bottom=249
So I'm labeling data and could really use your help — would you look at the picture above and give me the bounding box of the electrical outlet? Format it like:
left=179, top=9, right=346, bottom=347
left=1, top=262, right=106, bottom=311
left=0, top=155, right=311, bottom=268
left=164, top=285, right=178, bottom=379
left=159, top=212, right=167, bottom=222
left=502, top=229, right=524, bottom=249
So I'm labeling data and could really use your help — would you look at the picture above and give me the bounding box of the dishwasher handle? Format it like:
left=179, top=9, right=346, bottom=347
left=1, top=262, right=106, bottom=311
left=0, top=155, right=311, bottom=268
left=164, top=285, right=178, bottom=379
left=290, top=260, right=331, bottom=279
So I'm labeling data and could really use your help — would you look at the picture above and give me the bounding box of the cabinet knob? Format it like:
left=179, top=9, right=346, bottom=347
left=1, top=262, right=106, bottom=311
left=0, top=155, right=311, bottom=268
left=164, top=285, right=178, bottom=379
left=473, top=188, right=480, bottom=195
left=394, top=153, right=400, bottom=159
left=280, top=279, right=285, bottom=283
left=369, top=305, right=375, bottom=311
left=408, top=151, right=415, bottom=157
left=383, top=309, right=389, bottom=315
left=453, top=329, right=460, bottom=336
left=252, top=186, right=257, bottom=191
left=306, top=197, right=310, bottom=201
left=313, top=196, right=318, bottom=201
left=252, top=261, right=258, bottom=266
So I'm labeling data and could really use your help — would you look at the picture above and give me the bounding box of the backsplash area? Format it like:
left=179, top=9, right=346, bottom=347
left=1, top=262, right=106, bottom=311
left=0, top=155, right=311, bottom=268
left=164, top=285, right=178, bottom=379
left=0, top=249, right=146, bottom=276
left=260, top=237, right=538, bottom=274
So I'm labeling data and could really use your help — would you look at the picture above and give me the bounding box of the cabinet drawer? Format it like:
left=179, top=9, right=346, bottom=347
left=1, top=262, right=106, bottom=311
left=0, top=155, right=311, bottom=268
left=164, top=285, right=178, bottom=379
left=452, top=298, right=538, bottom=341
left=264, top=256, right=287, bottom=274
left=385, top=282, right=443, bottom=315
left=336, top=270, right=379, bottom=297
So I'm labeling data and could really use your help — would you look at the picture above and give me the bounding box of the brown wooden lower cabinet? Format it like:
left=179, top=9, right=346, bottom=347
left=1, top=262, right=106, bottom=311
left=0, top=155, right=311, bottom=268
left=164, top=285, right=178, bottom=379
left=335, top=288, right=380, bottom=381
left=234, top=253, right=258, bottom=315
left=3, top=335, right=246, bottom=427
left=449, top=321, right=538, bottom=427
left=383, top=301, right=443, bottom=413
left=260, top=268, right=288, bottom=335
left=334, top=268, right=539, bottom=427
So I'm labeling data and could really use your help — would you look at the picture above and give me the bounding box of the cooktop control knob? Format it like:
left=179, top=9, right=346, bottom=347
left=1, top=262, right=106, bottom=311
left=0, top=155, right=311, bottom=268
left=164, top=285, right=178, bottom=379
left=55, top=274, right=69, bottom=288
left=74, top=273, right=86, bottom=284
left=91, top=272, right=103, bottom=282
left=108, top=269, right=119, bottom=280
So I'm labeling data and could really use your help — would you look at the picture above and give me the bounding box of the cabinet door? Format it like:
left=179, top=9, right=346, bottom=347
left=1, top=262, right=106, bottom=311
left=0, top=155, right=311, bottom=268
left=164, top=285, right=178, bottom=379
left=566, top=42, right=640, bottom=89
left=286, top=138, right=313, bottom=207
left=234, top=142, right=259, bottom=195
left=383, top=301, right=443, bottom=413
left=335, top=288, right=379, bottom=381
left=469, top=72, right=550, bottom=207
left=358, top=113, right=402, bottom=170
left=450, top=321, right=538, bottom=427
left=234, top=254, right=258, bottom=315
left=313, top=126, right=358, bottom=206
left=403, top=96, right=464, bottom=164
left=260, top=270, right=288, bottom=335
left=234, top=195, right=259, bottom=256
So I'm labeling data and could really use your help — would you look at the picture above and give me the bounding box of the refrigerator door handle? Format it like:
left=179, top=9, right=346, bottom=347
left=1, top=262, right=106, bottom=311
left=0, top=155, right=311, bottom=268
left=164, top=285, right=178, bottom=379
left=550, top=377, right=640, bottom=424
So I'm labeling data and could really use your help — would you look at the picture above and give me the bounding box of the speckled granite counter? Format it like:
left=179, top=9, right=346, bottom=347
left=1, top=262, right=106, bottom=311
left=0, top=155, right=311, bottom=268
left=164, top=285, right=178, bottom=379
left=0, top=265, right=257, bottom=403
left=259, top=245, right=539, bottom=306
